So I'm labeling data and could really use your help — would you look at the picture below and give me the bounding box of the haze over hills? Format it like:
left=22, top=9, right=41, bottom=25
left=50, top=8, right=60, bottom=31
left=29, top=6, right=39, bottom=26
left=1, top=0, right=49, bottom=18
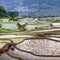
left=0, top=0, right=60, bottom=17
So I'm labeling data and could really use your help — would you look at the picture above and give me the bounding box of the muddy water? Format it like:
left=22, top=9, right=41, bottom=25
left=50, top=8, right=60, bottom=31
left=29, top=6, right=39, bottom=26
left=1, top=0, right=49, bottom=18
left=17, top=39, right=60, bottom=56
left=7, top=38, right=60, bottom=60
left=0, top=53, right=17, bottom=60
left=6, top=39, right=60, bottom=60
left=1, top=38, right=60, bottom=60
left=1, top=22, right=41, bottom=30
left=1, top=22, right=18, bottom=30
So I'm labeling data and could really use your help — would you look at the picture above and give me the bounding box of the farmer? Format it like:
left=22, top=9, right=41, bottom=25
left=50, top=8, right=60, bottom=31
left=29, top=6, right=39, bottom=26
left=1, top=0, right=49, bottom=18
left=1, top=40, right=16, bottom=54
left=9, top=41, right=16, bottom=53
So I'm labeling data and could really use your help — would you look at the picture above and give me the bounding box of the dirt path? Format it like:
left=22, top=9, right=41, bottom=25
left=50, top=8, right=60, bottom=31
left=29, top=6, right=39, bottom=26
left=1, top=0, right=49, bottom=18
left=0, top=35, right=33, bottom=39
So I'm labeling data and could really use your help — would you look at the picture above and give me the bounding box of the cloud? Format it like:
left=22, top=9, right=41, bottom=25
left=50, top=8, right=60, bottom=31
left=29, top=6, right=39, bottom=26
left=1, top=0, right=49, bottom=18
left=0, top=0, right=39, bottom=12
left=14, top=4, right=39, bottom=12
left=0, top=0, right=24, bottom=10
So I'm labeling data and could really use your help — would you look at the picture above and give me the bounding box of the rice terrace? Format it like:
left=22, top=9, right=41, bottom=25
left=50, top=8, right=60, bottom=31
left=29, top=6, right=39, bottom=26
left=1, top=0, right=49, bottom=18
left=1, top=0, right=60, bottom=60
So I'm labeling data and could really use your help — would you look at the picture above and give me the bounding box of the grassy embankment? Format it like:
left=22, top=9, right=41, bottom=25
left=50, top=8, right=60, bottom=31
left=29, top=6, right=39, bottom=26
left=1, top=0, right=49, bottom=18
left=0, top=28, right=17, bottom=33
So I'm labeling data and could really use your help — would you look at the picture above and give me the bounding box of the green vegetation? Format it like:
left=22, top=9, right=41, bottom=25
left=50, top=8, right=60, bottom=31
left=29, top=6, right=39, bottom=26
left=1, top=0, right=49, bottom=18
left=8, top=11, right=19, bottom=18
left=17, top=23, right=27, bottom=31
left=8, top=11, right=19, bottom=21
left=0, top=28, right=16, bottom=33
left=55, top=20, right=60, bottom=23
left=9, top=17, right=18, bottom=21
left=12, top=38, right=26, bottom=43
left=0, top=6, right=7, bottom=18
left=0, top=24, right=2, bottom=28
left=0, top=6, right=60, bottom=34
left=0, top=6, right=19, bottom=20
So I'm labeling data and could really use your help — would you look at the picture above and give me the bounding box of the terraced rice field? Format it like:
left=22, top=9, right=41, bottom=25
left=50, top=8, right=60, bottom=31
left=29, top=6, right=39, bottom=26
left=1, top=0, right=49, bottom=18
left=1, top=35, right=60, bottom=60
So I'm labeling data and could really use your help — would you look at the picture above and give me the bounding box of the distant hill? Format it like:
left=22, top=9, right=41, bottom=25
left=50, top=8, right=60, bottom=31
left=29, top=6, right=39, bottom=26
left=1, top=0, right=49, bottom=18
left=0, top=0, right=60, bottom=17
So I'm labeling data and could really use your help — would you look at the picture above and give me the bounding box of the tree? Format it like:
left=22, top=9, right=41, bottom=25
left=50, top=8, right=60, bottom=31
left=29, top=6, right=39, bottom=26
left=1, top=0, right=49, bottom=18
left=8, top=11, right=19, bottom=18
left=0, top=6, right=7, bottom=17
left=0, top=6, right=19, bottom=18
left=17, top=23, right=22, bottom=30
left=8, top=11, right=19, bottom=21
left=17, top=23, right=26, bottom=31
left=0, top=24, right=2, bottom=28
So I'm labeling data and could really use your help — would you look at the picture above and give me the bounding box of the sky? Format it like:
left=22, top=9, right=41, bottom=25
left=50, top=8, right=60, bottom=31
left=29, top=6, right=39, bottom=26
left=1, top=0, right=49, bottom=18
left=0, top=0, right=39, bottom=12
left=1, top=0, right=60, bottom=16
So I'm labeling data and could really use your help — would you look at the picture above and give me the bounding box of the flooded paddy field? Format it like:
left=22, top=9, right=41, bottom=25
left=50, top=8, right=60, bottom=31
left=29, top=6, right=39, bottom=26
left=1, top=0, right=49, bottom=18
left=0, top=53, right=17, bottom=60
left=0, top=35, right=60, bottom=60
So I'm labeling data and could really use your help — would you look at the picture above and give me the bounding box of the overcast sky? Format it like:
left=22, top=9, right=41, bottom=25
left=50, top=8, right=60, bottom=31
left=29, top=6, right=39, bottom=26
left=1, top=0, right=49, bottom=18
left=0, top=0, right=39, bottom=12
